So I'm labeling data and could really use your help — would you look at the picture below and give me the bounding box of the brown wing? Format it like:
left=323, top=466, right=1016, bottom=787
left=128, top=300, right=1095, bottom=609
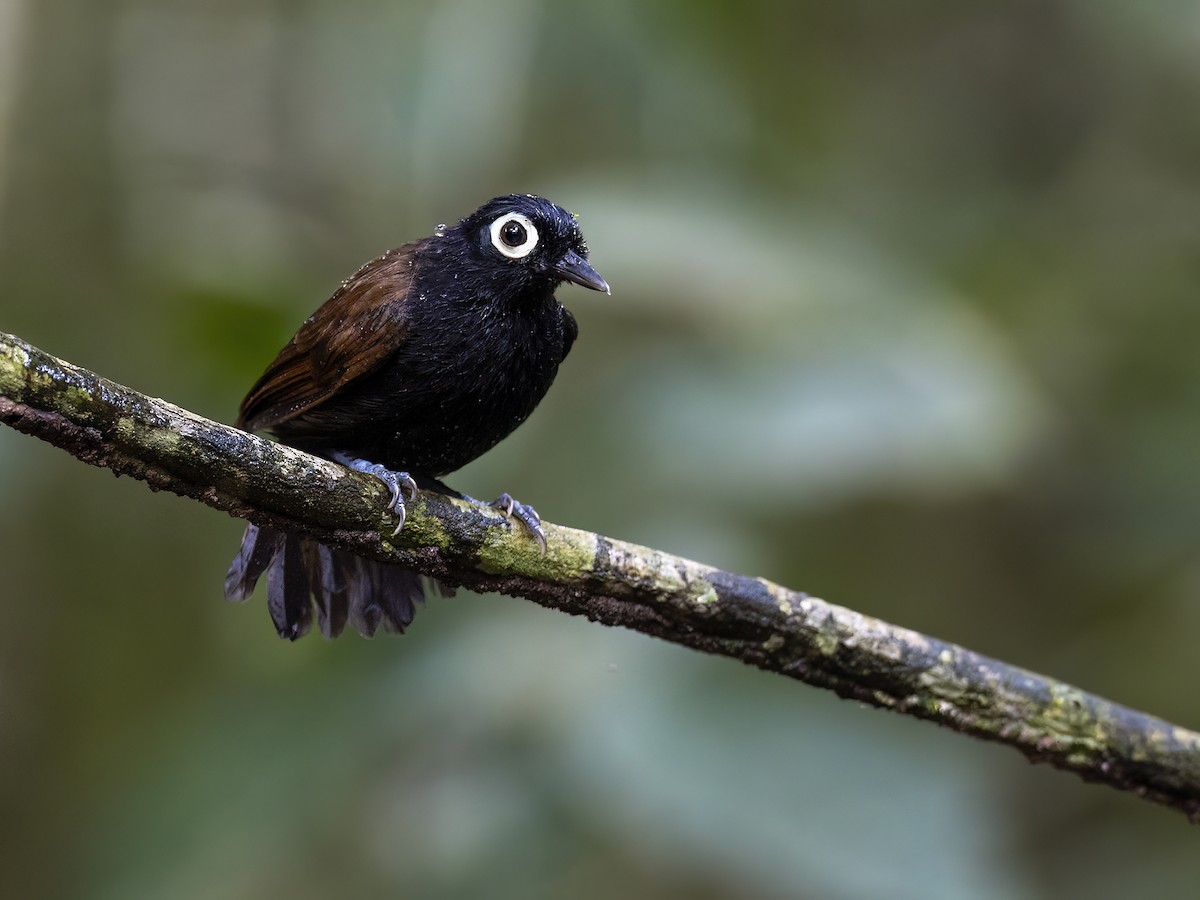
left=237, top=242, right=421, bottom=432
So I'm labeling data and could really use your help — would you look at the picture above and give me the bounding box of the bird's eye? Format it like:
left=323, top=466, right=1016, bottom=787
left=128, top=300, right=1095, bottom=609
left=489, top=213, right=539, bottom=259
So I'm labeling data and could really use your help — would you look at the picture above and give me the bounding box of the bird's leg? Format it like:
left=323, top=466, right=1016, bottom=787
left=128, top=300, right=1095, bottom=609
left=331, top=452, right=418, bottom=537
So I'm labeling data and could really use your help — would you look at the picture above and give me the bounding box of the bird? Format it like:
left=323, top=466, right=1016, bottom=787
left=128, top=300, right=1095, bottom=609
left=223, top=194, right=609, bottom=639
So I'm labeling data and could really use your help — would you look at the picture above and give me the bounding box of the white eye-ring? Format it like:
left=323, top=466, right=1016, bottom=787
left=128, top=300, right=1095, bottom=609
left=489, top=213, right=539, bottom=259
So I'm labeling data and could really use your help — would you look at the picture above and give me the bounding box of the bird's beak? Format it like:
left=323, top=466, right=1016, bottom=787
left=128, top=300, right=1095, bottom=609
left=554, top=249, right=610, bottom=294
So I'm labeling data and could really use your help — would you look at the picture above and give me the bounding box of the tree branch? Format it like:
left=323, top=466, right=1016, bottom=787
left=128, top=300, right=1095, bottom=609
left=2, top=328, right=1198, bottom=820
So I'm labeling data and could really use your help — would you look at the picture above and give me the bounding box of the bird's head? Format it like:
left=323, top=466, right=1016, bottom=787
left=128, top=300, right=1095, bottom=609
left=457, top=194, right=610, bottom=296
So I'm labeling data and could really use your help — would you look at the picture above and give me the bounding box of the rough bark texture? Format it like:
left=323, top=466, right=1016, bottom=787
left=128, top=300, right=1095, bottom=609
left=2, top=329, right=1199, bottom=821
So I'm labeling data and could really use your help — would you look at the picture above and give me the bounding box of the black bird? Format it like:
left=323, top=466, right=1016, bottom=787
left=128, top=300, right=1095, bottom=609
left=224, top=194, right=609, bottom=639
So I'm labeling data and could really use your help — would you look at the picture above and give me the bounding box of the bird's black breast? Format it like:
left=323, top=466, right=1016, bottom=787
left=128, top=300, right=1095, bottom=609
left=379, top=285, right=572, bottom=475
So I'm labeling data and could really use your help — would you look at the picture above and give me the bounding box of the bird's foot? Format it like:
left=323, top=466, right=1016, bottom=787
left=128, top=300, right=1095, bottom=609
left=488, top=493, right=546, bottom=553
left=333, top=453, right=418, bottom=536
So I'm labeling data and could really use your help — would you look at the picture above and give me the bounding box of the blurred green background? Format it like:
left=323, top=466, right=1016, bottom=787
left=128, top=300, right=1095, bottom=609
left=2, top=1, right=1199, bottom=897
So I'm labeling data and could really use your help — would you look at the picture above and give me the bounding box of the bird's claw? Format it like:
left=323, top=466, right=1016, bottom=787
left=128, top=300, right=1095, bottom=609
left=379, top=469, right=419, bottom=536
left=334, top=453, right=417, bottom=536
left=489, top=493, right=546, bottom=554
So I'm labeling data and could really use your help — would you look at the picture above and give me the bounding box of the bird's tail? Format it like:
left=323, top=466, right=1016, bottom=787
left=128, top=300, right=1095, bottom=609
left=224, top=523, right=449, bottom=639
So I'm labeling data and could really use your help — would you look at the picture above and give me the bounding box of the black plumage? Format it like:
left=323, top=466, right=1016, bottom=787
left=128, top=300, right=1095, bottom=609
left=224, top=194, right=608, bottom=639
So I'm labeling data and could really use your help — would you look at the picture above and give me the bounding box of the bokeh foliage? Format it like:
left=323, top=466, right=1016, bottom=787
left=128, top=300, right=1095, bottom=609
left=2, top=1, right=1198, bottom=897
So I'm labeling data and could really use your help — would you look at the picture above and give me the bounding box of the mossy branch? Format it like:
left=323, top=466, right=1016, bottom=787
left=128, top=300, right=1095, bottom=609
left=2, top=328, right=1198, bottom=820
